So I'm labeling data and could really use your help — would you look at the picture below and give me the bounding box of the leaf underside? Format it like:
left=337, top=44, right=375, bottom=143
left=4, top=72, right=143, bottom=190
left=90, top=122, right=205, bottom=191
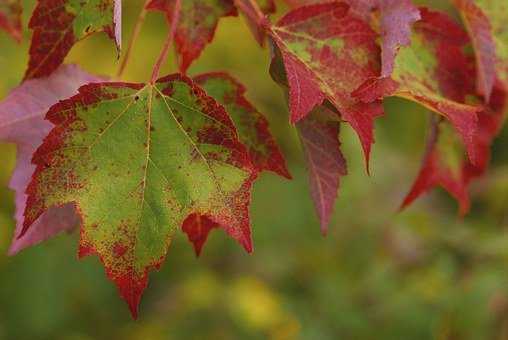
left=0, top=64, right=99, bottom=255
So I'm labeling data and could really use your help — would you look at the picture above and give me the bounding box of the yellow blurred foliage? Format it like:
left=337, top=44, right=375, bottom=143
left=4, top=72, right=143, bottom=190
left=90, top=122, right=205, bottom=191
left=228, top=276, right=300, bottom=339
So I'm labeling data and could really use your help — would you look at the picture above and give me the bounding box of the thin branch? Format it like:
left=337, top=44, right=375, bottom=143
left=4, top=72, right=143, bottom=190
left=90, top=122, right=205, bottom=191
left=234, top=0, right=265, bottom=24
left=116, top=0, right=152, bottom=79
left=150, top=0, right=181, bottom=83
left=235, top=0, right=272, bottom=28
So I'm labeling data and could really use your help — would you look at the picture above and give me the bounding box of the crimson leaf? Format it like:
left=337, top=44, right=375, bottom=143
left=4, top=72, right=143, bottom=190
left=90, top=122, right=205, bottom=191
left=402, top=84, right=506, bottom=215
left=453, top=0, right=496, bottom=102
left=354, top=8, right=482, bottom=165
left=146, top=0, right=237, bottom=73
left=297, top=107, right=347, bottom=234
left=268, top=2, right=383, bottom=168
left=283, top=0, right=421, bottom=78
left=25, top=0, right=121, bottom=79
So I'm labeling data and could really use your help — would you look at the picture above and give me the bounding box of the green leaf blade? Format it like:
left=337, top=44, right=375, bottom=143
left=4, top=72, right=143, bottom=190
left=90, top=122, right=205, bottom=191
left=24, top=75, right=257, bottom=318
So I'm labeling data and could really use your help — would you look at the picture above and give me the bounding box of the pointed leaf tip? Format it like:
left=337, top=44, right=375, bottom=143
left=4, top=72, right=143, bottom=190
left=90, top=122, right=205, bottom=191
left=115, top=271, right=148, bottom=320
left=194, top=72, right=291, bottom=180
left=387, top=8, right=484, bottom=166
left=399, top=110, right=503, bottom=217
left=23, top=74, right=257, bottom=317
left=182, top=211, right=254, bottom=256
left=297, top=108, right=347, bottom=234
left=182, top=214, right=219, bottom=257
left=147, top=0, right=238, bottom=72
left=270, top=2, right=384, bottom=168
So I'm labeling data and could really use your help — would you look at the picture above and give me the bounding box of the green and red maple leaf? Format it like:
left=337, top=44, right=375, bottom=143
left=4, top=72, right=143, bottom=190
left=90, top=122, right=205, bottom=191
left=146, top=0, right=277, bottom=72
left=0, top=0, right=507, bottom=318
left=23, top=75, right=260, bottom=317
left=25, top=0, right=121, bottom=79
left=270, top=3, right=383, bottom=164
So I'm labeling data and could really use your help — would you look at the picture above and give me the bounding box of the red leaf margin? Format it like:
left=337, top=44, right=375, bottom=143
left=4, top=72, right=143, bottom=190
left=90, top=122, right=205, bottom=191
left=22, top=74, right=258, bottom=318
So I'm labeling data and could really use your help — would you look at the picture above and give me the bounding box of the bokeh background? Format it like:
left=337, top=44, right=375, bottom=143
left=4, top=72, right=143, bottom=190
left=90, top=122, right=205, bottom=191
left=2, top=0, right=508, bottom=339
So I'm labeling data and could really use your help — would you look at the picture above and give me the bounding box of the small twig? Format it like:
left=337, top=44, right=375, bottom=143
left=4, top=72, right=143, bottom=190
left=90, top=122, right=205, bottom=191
left=234, top=0, right=270, bottom=29
left=150, top=0, right=181, bottom=83
left=116, top=0, right=152, bottom=79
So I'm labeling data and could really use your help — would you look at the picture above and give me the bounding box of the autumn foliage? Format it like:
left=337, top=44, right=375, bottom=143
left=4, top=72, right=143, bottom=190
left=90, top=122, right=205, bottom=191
left=0, top=0, right=507, bottom=318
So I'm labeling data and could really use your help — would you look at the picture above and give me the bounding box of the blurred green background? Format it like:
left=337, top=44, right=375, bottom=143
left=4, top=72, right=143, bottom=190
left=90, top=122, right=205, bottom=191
left=2, top=1, right=508, bottom=339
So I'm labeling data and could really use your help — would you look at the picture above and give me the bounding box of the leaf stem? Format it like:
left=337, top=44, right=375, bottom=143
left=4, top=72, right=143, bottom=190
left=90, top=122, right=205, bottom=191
left=116, top=0, right=152, bottom=79
left=234, top=0, right=271, bottom=29
left=150, top=0, right=181, bottom=84
left=235, top=0, right=263, bottom=21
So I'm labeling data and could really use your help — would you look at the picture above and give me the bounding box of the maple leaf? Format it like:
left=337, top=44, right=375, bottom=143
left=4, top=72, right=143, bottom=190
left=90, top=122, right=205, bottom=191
left=267, top=2, right=383, bottom=169
left=282, top=0, right=420, bottom=78
left=270, top=53, right=347, bottom=233
left=452, top=0, right=496, bottom=101
left=389, top=6, right=507, bottom=214
left=23, top=74, right=257, bottom=318
left=402, top=83, right=506, bottom=215
left=25, top=0, right=121, bottom=80
left=194, top=72, right=290, bottom=179
left=402, top=116, right=471, bottom=215
left=146, top=0, right=238, bottom=73
left=297, top=107, right=347, bottom=234
left=0, top=0, right=22, bottom=41
left=0, top=64, right=99, bottom=255
left=180, top=72, right=290, bottom=255
left=372, top=0, right=421, bottom=78
left=401, top=69, right=507, bottom=214
left=460, top=0, right=508, bottom=89
left=354, top=7, right=482, bottom=164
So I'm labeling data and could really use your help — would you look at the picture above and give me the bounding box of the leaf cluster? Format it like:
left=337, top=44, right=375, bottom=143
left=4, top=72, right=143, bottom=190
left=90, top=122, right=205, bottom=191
left=0, top=0, right=507, bottom=317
